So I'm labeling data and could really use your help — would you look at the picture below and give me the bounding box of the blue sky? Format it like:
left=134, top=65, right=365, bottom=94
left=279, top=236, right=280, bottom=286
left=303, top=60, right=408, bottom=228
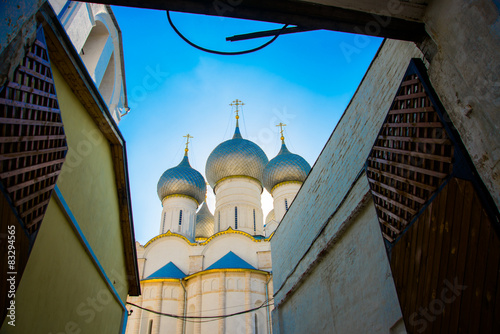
left=112, top=6, right=382, bottom=244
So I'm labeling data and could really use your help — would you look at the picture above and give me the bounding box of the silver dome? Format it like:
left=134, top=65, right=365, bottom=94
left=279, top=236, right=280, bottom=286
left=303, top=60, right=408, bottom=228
left=205, top=126, right=269, bottom=188
left=157, top=155, right=206, bottom=204
left=263, top=143, right=311, bottom=193
left=195, top=201, right=214, bottom=238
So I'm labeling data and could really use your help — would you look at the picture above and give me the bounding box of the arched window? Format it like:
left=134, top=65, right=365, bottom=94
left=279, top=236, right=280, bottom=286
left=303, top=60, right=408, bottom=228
left=218, top=212, right=220, bottom=232
left=179, top=210, right=183, bottom=230
left=162, top=212, right=166, bottom=233
left=235, top=207, right=238, bottom=229
left=148, top=319, right=153, bottom=334
left=285, top=198, right=289, bottom=211
left=253, top=209, right=256, bottom=233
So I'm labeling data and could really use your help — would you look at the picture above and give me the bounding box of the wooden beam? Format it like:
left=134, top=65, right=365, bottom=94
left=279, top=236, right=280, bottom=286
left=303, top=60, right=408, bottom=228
left=93, top=0, right=427, bottom=41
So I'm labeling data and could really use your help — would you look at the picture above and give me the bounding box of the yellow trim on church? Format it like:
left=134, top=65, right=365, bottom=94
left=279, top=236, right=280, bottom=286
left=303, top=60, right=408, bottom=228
left=144, top=227, right=270, bottom=247
left=140, top=268, right=271, bottom=284
left=213, top=175, right=263, bottom=194
left=160, top=193, right=199, bottom=205
left=271, top=180, right=303, bottom=193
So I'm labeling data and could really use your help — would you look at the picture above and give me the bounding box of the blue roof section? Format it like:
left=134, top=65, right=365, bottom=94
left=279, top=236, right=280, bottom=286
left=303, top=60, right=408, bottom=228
left=206, top=251, right=256, bottom=270
left=146, top=262, right=186, bottom=279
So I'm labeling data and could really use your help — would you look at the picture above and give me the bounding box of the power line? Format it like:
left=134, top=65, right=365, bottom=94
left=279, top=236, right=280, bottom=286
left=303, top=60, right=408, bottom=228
left=127, top=299, right=273, bottom=323
left=166, top=11, right=289, bottom=56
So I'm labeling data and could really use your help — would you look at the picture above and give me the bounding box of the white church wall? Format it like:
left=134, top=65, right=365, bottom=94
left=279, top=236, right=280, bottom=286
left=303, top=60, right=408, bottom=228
left=202, top=233, right=261, bottom=269
left=160, top=196, right=198, bottom=239
left=214, top=177, right=264, bottom=235
left=143, top=237, right=192, bottom=277
left=271, top=182, right=302, bottom=222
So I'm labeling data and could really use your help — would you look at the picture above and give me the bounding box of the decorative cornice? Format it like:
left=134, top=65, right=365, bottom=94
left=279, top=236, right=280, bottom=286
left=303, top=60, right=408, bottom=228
left=144, top=227, right=270, bottom=248
left=140, top=268, right=272, bottom=284
left=271, top=180, right=303, bottom=194
left=145, top=230, right=196, bottom=247
left=161, top=194, right=199, bottom=206
left=213, top=175, right=263, bottom=194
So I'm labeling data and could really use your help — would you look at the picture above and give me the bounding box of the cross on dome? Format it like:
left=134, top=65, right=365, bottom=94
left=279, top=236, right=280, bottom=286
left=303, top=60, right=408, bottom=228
left=183, top=133, right=193, bottom=155
left=230, top=99, right=245, bottom=120
left=277, top=122, right=287, bottom=143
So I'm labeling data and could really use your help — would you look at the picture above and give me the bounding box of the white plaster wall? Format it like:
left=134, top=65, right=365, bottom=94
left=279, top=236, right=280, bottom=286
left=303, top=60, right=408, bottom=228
left=202, top=233, right=267, bottom=270
left=271, top=182, right=302, bottom=222
left=273, top=199, right=402, bottom=333
left=422, top=0, right=500, bottom=209
left=214, top=178, right=264, bottom=235
left=142, top=237, right=192, bottom=277
left=160, top=196, right=198, bottom=240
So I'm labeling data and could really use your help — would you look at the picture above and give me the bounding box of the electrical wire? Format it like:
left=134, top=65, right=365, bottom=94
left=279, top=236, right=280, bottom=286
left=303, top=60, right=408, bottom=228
left=127, top=299, right=273, bottom=322
left=166, top=10, right=289, bottom=56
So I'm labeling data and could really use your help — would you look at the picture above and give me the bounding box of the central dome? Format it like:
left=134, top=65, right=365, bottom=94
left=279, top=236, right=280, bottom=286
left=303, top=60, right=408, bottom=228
left=205, top=126, right=268, bottom=188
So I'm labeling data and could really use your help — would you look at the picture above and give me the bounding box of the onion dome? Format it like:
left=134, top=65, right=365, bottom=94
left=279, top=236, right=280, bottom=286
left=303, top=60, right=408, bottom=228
left=263, top=139, right=311, bottom=193
left=265, top=209, right=275, bottom=225
left=157, top=152, right=206, bottom=205
left=205, top=122, right=268, bottom=189
left=195, top=201, right=214, bottom=238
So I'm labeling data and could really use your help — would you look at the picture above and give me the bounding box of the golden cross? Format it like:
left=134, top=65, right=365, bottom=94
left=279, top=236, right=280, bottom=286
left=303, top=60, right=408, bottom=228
left=183, top=133, right=193, bottom=154
left=276, top=123, right=286, bottom=142
left=230, top=99, right=245, bottom=120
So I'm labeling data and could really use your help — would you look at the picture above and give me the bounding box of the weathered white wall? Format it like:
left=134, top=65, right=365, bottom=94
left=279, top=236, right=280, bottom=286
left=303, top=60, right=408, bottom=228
left=271, top=39, right=424, bottom=333
left=423, top=0, right=500, bottom=209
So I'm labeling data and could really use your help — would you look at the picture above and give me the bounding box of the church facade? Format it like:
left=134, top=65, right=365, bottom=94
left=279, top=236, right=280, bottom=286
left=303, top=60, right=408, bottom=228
left=125, top=104, right=311, bottom=334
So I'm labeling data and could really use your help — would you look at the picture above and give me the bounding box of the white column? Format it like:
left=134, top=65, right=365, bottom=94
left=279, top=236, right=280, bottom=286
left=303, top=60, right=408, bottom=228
left=271, top=183, right=302, bottom=222
left=214, top=177, right=264, bottom=235
left=160, top=196, right=198, bottom=240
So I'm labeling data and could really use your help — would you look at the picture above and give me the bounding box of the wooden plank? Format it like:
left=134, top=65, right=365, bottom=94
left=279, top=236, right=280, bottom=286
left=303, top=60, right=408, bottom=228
left=368, top=157, right=448, bottom=179
left=394, top=92, right=427, bottom=100
left=466, top=207, right=492, bottom=333
left=430, top=178, right=457, bottom=334
left=372, top=145, right=453, bottom=163
left=367, top=166, right=436, bottom=192
left=457, top=187, right=483, bottom=332
left=400, top=78, right=420, bottom=87
left=18, top=66, right=54, bottom=84
left=19, top=198, right=51, bottom=218
left=368, top=177, right=427, bottom=204
left=371, top=191, right=417, bottom=215
left=27, top=51, right=51, bottom=67
left=0, top=146, right=67, bottom=160
left=6, top=170, right=59, bottom=192
left=478, top=216, right=500, bottom=333
left=0, top=135, right=65, bottom=143
left=376, top=136, right=450, bottom=146
left=438, top=178, right=467, bottom=333
left=0, top=97, right=61, bottom=114
left=383, top=122, right=443, bottom=128
left=0, top=158, right=65, bottom=178
left=0, top=117, right=64, bottom=127
left=6, top=82, right=57, bottom=99
left=388, top=107, right=435, bottom=115
left=13, top=183, right=55, bottom=206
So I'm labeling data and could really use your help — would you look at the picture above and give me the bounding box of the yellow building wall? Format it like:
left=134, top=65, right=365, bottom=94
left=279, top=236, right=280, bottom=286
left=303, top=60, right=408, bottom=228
left=53, top=65, right=129, bottom=301
left=0, top=65, right=130, bottom=333
left=1, top=198, right=124, bottom=334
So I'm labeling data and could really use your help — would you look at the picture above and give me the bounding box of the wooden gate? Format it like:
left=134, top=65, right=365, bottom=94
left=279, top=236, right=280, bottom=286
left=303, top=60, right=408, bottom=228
left=366, top=59, right=500, bottom=333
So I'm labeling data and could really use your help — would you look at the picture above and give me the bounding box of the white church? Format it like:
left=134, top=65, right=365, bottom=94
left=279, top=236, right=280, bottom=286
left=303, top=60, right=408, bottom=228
left=125, top=101, right=311, bottom=334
